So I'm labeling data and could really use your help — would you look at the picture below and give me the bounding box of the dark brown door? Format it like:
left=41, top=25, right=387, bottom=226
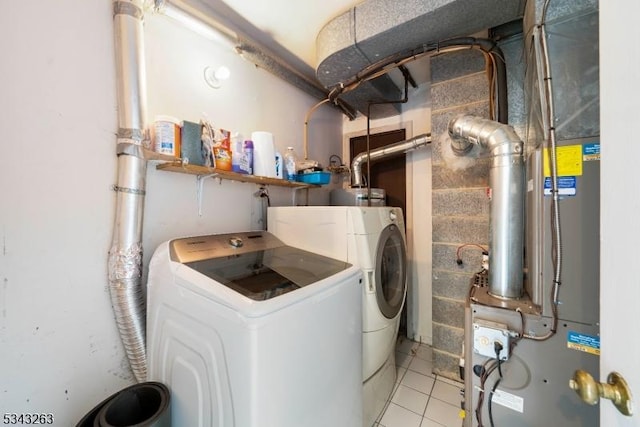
left=350, top=129, right=407, bottom=215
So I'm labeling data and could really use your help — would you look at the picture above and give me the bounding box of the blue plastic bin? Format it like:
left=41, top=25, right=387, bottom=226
left=296, top=172, right=331, bottom=185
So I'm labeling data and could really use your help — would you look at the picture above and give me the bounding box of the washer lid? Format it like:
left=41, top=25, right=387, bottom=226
left=171, top=231, right=352, bottom=301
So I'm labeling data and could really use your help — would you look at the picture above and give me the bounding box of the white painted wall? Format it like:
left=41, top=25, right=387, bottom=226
left=342, top=82, right=433, bottom=345
left=142, top=12, right=344, bottom=272
left=0, top=1, right=130, bottom=423
left=0, top=1, right=342, bottom=425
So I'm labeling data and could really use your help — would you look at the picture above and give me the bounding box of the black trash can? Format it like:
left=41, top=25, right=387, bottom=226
left=76, top=382, right=171, bottom=427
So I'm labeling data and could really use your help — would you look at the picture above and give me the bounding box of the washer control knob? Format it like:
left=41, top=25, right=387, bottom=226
left=389, top=210, right=397, bottom=222
left=228, top=236, right=243, bottom=248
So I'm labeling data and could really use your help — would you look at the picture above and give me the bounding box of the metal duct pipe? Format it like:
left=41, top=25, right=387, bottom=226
left=448, top=115, right=525, bottom=299
left=108, top=0, right=148, bottom=382
left=351, top=134, right=431, bottom=187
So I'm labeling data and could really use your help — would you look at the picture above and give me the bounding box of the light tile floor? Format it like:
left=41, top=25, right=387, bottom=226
left=374, top=337, right=465, bottom=427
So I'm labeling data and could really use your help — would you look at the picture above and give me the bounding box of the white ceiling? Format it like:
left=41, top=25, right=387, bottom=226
left=219, top=0, right=361, bottom=68
left=217, top=0, right=430, bottom=91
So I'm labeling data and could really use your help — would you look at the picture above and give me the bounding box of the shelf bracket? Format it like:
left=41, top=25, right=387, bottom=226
left=196, top=173, right=219, bottom=216
left=292, top=186, right=310, bottom=206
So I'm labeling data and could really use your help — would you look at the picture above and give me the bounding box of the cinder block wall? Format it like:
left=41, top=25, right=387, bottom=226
left=430, top=49, right=491, bottom=380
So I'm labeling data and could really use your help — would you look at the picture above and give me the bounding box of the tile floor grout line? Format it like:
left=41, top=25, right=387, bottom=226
left=421, top=370, right=438, bottom=419
left=404, top=346, right=428, bottom=422
left=377, top=361, right=409, bottom=423
left=381, top=339, right=458, bottom=427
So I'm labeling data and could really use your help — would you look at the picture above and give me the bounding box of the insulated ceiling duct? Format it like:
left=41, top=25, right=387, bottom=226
left=316, top=0, right=526, bottom=118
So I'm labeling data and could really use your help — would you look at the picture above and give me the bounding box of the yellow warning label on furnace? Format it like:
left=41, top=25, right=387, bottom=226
left=544, top=144, right=583, bottom=177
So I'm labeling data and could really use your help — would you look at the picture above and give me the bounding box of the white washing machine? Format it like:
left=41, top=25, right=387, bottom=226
left=147, top=231, right=363, bottom=427
left=267, top=206, right=407, bottom=426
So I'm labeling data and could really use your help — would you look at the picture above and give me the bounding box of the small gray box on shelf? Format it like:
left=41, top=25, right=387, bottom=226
left=180, top=120, right=205, bottom=166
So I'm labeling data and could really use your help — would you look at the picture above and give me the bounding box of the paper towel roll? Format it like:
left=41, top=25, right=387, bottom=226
left=251, top=131, right=276, bottom=177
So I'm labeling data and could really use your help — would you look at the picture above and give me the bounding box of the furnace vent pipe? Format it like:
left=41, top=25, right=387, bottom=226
left=351, top=134, right=431, bottom=187
left=108, top=0, right=148, bottom=382
left=448, top=116, right=525, bottom=299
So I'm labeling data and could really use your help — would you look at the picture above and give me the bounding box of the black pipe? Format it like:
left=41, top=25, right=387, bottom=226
left=398, top=65, right=418, bottom=88
left=363, top=70, right=411, bottom=205
left=75, top=382, right=171, bottom=427
left=329, top=37, right=509, bottom=124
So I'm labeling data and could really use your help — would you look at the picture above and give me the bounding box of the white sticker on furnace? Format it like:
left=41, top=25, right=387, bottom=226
left=492, top=389, right=524, bottom=413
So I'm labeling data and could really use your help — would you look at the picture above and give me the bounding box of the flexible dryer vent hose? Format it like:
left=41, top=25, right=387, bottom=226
left=109, top=0, right=148, bottom=382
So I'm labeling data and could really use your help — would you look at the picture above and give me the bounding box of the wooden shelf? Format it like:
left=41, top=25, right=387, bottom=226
left=144, top=149, right=179, bottom=162
left=156, top=161, right=319, bottom=188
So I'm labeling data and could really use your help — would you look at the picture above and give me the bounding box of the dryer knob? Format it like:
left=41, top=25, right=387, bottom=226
left=389, top=210, right=397, bottom=221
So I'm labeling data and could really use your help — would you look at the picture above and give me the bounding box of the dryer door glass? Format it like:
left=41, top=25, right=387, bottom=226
left=375, top=224, right=407, bottom=319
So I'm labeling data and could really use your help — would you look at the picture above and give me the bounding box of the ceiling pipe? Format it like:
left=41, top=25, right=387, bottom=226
left=329, top=37, right=509, bottom=123
left=316, top=0, right=524, bottom=118
left=448, top=115, right=524, bottom=299
left=351, top=134, right=431, bottom=187
left=109, top=0, right=149, bottom=382
left=362, top=70, right=411, bottom=205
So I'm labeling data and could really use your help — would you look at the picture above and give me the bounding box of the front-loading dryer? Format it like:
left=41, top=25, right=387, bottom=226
left=267, top=206, right=407, bottom=426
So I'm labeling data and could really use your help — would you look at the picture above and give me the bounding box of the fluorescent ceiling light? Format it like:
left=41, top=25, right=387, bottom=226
left=157, top=1, right=237, bottom=49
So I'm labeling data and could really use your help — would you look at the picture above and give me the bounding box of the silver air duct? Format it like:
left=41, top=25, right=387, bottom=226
left=108, top=0, right=148, bottom=382
left=448, top=115, right=524, bottom=299
left=351, top=133, right=431, bottom=187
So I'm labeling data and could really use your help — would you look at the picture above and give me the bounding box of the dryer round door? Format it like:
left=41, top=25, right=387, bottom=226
left=375, top=223, right=407, bottom=319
